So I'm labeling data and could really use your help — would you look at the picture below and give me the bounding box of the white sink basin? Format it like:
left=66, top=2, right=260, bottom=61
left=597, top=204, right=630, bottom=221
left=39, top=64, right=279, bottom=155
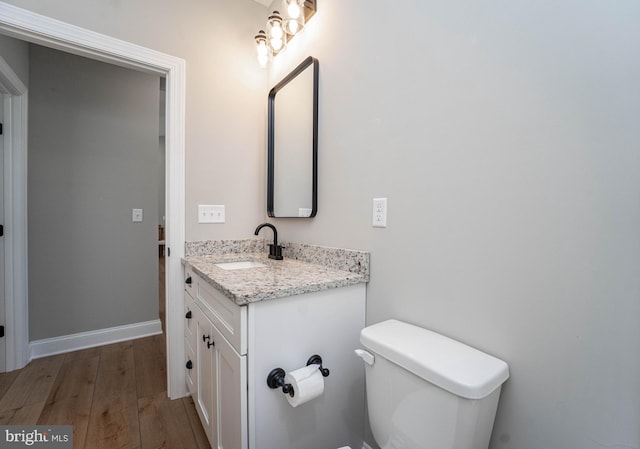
left=215, top=261, right=266, bottom=270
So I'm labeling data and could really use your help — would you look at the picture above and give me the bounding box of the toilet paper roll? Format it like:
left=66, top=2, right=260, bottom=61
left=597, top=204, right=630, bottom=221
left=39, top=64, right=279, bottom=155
left=284, top=364, right=324, bottom=407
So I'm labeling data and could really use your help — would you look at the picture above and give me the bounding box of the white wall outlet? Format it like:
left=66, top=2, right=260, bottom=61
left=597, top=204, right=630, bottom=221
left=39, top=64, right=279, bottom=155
left=132, top=208, right=143, bottom=222
left=198, top=204, right=225, bottom=223
left=372, top=198, right=387, bottom=227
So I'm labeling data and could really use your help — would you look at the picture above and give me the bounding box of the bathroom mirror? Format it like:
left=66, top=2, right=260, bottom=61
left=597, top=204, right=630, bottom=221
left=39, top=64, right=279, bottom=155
left=267, top=56, right=318, bottom=218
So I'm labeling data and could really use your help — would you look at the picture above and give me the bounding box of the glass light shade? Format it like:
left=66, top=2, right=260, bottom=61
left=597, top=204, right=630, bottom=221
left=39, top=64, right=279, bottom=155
left=255, top=30, right=271, bottom=66
left=284, top=0, right=302, bottom=19
left=267, top=11, right=285, bottom=40
left=282, top=0, right=305, bottom=35
left=283, top=16, right=304, bottom=35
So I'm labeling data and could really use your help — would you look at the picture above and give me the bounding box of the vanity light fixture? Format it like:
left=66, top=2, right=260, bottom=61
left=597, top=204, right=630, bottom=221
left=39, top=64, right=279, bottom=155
left=254, top=0, right=316, bottom=67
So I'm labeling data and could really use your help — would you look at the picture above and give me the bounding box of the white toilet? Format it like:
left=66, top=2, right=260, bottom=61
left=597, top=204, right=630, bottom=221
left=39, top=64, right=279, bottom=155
left=349, top=319, right=510, bottom=449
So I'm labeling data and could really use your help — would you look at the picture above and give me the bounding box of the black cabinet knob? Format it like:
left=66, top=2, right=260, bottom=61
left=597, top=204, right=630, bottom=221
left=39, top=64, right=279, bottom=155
left=185, top=276, right=192, bottom=285
left=185, top=310, right=192, bottom=319
left=186, top=360, right=193, bottom=370
left=207, top=340, right=215, bottom=348
left=203, top=334, right=210, bottom=342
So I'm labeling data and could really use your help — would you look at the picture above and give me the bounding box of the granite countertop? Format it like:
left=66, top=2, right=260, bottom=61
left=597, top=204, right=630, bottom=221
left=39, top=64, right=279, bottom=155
left=183, top=252, right=368, bottom=306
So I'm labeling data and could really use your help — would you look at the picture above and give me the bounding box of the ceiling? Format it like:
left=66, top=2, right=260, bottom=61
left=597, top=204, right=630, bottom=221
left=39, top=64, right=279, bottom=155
left=252, top=0, right=271, bottom=6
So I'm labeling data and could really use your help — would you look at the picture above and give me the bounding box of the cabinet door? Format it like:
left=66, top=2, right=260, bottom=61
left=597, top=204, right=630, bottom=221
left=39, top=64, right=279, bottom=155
left=215, top=324, right=248, bottom=449
left=196, top=308, right=218, bottom=445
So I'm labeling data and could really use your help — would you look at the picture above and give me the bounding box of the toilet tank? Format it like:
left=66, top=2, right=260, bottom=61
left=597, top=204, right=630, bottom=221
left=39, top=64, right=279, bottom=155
left=360, top=320, right=509, bottom=449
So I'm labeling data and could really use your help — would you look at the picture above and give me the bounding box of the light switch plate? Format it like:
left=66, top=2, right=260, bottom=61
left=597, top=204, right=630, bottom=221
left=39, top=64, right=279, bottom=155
left=132, top=208, right=143, bottom=222
left=198, top=204, right=225, bottom=223
left=298, top=208, right=312, bottom=217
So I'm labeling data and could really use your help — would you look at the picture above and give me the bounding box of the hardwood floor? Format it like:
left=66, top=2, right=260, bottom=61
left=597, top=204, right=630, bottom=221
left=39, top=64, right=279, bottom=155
left=0, top=335, right=209, bottom=449
left=0, top=255, right=209, bottom=448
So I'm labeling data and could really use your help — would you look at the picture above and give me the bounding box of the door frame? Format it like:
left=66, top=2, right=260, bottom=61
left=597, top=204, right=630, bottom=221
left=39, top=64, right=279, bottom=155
left=0, top=55, right=28, bottom=373
left=0, top=2, right=187, bottom=398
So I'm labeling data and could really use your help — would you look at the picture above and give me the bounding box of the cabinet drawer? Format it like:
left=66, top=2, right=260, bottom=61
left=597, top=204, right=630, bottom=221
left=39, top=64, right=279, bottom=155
left=194, top=275, right=247, bottom=355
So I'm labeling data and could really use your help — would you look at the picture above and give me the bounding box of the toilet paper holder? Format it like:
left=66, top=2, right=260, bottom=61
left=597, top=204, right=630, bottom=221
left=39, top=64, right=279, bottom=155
left=267, top=354, right=330, bottom=397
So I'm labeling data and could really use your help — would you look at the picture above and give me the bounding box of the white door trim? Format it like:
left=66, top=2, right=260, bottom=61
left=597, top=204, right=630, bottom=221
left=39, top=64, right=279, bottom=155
left=0, top=2, right=187, bottom=398
left=0, top=55, right=28, bottom=372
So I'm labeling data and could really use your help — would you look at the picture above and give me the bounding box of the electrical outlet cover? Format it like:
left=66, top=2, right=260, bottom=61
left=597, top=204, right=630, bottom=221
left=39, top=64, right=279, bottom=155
left=372, top=198, right=387, bottom=227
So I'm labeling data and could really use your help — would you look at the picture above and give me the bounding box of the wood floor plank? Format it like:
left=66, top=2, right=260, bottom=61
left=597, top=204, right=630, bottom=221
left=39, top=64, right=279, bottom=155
left=0, top=402, right=46, bottom=425
left=85, top=395, right=141, bottom=449
left=134, top=336, right=167, bottom=399
left=39, top=397, right=90, bottom=447
left=45, top=355, right=99, bottom=404
left=0, top=371, right=20, bottom=399
left=0, top=355, right=65, bottom=412
left=84, top=344, right=140, bottom=449
left=38, top=355, right=100, bottom=448
left=138, top=391, right=198, bottom=449
left=181, top=396, right=210, bottom=449
left=92, top=345, right=137, bottom=400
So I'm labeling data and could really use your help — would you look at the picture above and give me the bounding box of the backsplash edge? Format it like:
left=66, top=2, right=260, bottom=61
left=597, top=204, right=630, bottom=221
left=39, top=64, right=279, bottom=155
left=185, top=239, right=370, bottom=280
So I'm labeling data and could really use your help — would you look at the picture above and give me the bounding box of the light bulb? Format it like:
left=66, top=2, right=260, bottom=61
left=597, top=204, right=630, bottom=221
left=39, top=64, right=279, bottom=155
left=286, top=20, right=300, bottom=35
left=256, top=41, right=269, bottom=57
left=254, top=30, right=270, bottom=63
left=258, top=53, right=269, bottom=67
left=270, top=37, right=284, bottom=52
left=287, top=1, right=301, bottom=19
left=270, top=24, right=283, bottom=40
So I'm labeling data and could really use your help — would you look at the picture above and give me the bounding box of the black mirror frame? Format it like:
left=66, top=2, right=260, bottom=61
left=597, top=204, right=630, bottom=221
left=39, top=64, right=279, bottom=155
left=267, top=56, right=319, bottom=218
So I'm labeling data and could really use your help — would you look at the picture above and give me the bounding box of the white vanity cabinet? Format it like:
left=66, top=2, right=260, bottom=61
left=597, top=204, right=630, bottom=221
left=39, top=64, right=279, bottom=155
left=183, top=266, right=366, bottom=449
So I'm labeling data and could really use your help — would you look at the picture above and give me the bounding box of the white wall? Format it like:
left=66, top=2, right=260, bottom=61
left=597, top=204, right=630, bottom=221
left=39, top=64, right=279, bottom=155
left=28, top=45, right=160, bottom=339
left=266, top=1, right=640, bottom=449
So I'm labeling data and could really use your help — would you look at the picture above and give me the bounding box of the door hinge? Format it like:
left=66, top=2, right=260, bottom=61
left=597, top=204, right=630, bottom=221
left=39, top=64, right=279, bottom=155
left=0, top=122, right=3, bottom=135
left=0, top=326, right=4, bottom=338
left=167, top=247, right=170, bottom=257
left=0, top=224, right=3, bottom=237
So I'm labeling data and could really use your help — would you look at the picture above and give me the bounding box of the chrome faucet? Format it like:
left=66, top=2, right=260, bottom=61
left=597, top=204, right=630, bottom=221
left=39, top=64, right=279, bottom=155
left=254, top=223, right=283, bottom=260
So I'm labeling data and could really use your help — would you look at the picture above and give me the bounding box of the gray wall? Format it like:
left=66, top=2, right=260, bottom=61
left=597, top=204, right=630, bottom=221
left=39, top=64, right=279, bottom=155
left=266, top=2, right=640, bottom=449
left=4, top=1, right=640, bottom=448
left=28, top=45, right=161, bottom=340
left=0, top=33, right=28, bottom=85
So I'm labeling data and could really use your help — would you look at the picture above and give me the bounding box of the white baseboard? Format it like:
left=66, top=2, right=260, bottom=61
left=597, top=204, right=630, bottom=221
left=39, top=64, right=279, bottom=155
left=29, top=319, right=163, bottom=360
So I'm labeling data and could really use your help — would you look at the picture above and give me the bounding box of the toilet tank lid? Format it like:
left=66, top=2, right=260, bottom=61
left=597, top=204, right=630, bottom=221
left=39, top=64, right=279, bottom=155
left=360, top=319, right=510, bottom=400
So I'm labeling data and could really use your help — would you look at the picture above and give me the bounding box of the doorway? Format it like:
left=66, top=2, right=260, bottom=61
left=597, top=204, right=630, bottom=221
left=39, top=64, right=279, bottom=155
left=0, top=3, right=187, bottom=398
